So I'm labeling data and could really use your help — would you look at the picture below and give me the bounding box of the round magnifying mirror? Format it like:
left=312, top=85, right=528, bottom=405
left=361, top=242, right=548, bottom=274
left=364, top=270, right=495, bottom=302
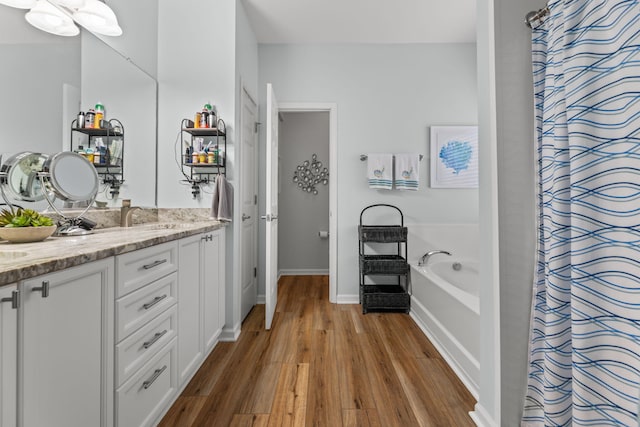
left=0, top=151, right=50, bottom=202
left=43, top=152, right=99, bottom=202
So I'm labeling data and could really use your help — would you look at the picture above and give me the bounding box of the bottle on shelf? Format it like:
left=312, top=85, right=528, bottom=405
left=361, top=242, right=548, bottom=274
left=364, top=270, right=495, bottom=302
left=77, top=111, right=85, bottom=129
left=200, top=107, right=209, bottom=128
left=205, top=103, right=216, bottom=128
left=94, top=102, right=105, bottom=129
left=194, top=112, right=201, bottom=129
left=85, top=109, right=96, bottom=129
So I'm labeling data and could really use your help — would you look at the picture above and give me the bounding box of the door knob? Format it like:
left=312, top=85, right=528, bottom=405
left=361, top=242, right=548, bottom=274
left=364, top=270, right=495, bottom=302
left=242, top=214, right=251, bottom=221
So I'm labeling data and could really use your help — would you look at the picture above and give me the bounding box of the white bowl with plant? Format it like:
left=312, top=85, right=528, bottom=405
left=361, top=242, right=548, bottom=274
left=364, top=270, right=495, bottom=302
left=0, top=208, right=57, bottom=243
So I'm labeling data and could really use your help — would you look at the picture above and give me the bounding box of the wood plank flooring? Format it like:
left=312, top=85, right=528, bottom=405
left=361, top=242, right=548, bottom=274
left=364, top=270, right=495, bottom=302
left=159, top=275, right=476, bottom=426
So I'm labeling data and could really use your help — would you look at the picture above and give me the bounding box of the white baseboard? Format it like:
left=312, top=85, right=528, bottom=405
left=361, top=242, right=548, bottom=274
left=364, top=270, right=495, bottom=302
left=219, top=322, right=241, bottom=342
left=279, top=269, right=329, bottom=276
left=257, top=294, right=265, bottom=304
left=469, top=403, right=498, bottom=427
left=336, top=294, right=359, bottom=304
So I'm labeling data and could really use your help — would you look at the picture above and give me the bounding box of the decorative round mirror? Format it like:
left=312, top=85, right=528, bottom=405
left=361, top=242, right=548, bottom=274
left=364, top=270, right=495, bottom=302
left=39, top=152, right=99, bottom=236
left=42, top=151, right=99, bottom=202
left=0, top=151, right=50, bottom=202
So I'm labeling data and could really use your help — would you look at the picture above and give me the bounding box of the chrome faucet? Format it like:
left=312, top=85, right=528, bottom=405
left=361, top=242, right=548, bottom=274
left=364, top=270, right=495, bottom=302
left=120, top=199, right=141, bottom=227
left=418, top=250, right=452, bottom=266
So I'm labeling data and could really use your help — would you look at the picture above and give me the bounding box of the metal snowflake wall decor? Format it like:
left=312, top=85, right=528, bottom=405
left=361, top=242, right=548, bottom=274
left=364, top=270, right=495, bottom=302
left=292, top=153, right=329, bottom=195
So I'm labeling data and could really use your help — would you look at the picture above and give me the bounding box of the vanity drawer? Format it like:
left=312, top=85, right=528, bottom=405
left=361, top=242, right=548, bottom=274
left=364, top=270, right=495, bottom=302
left=116, top=241, right=178, bottom=297
left=116, top=272, right=177, bottom=341
left=116, top=305, right=177, bottom=387
left=116, top=338, right=177, bottom=427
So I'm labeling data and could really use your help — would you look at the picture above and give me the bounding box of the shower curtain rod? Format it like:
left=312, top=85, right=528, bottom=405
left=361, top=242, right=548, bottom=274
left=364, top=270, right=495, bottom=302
left=525, top=5, right=550, bottom=28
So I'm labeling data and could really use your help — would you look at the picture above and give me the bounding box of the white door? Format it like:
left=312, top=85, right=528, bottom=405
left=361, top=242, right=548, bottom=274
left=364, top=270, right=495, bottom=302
left=263, top=83, right=279, bottom=330
left=203, top=229, right=224, bottom=352
left=20, top=259, right=114, bottom=427
left=0, top=286, right=17, bottom=427
left=177, top=235, right=203, bottom=386
left=240, top=88, right=258, bottom=320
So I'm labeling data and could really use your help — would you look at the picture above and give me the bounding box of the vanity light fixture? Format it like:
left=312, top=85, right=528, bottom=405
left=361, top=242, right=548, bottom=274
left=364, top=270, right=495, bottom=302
left=25, top=0, right=79, bottom=37
left=0, top=0, right=35, bottom=9
left=72, top=0, right=122, bottom=36
left=1, top=0, right=122, bottom=37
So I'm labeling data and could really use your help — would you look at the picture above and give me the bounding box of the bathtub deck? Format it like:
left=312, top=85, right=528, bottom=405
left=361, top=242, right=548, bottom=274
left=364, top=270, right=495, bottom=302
left=160, top=275, right=476, bottom=426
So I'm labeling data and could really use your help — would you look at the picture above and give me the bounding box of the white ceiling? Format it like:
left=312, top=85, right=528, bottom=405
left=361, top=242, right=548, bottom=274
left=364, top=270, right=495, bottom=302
left=241, top=0, right=477, bottom=44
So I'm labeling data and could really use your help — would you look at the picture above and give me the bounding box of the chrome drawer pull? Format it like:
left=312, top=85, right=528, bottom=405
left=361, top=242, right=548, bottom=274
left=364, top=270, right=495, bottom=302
left=142, top=259, right=167, bottom=270
left=143, top=329, right=168, bottom=349
left=142, top=365, right=167, bottom=390
left=0, top=290, right=20, bottom=309
left=32, top=281, right=49, bottom=298
left=142, top=294, right=167, bottom=310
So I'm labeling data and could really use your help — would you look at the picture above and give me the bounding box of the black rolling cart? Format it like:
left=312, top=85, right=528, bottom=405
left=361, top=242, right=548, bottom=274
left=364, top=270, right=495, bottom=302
left=358, top=204, right=411, bottom=314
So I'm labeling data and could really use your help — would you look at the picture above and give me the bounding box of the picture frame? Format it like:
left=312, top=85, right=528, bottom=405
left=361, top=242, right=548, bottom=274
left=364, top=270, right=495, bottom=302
left=429, top=125, right=479, bottom=188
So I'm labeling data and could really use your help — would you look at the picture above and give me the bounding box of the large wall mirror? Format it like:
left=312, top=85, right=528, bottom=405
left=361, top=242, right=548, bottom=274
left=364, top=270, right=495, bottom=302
left=0, top=1, right=157, bottom=209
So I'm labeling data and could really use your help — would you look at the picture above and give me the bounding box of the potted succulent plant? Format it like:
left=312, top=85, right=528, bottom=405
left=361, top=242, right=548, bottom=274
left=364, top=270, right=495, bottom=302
left=0, top=207, right=57, bottom=243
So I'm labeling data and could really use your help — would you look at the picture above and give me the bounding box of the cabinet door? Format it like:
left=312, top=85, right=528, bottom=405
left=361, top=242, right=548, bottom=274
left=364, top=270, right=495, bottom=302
left=0, top=286, right=17, bottom=427
left=20, top=258, right=114, bottom=427
left=177, top=234, right=203, bottom=386
left=203, top=228, right=224, bottom=353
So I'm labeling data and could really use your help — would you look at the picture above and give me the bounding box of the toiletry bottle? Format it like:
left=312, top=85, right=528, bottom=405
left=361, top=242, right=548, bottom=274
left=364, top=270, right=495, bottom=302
left=194, top=112, right=201, bottom=129
left=77, top=111, right=85, bottom=129
left=85, top=109, right=96, bottom=128
left=200, top=107, right=209, bottom=128
left=93, top=150, right=101, bottom=164
left=94, top=102, right=104, bottom=128
left=205, top=103, right=216, bottom=128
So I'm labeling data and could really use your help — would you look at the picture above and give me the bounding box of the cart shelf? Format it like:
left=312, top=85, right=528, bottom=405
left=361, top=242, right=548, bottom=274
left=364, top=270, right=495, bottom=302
left=359, top=204, right=410, bottom=314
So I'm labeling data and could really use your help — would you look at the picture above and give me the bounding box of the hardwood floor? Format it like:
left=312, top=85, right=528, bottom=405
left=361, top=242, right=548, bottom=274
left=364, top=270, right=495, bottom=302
left=159, top=275, right=476, bottom=426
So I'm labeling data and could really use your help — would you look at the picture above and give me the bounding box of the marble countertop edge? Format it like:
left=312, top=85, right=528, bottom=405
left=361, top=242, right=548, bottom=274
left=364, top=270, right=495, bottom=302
left=0, top=220, right=225, bottom=287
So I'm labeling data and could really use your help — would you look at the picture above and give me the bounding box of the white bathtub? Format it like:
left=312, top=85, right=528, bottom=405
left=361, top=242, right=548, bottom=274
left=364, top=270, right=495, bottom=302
left=410, top=256, right=480, bottom=398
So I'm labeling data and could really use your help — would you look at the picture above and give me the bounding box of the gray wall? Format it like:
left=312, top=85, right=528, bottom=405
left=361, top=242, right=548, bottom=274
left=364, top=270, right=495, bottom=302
left=0, top=43, right=80, bottom=155
left=494, top=0, right=547, bottom=424
left=257, top=43, right=479, bottom=300
left=278, top=112, right=330, bottom=273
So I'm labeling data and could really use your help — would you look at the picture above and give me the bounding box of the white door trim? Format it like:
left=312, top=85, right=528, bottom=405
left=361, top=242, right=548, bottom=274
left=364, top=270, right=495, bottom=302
left=278, top=102, right=338, bottom=304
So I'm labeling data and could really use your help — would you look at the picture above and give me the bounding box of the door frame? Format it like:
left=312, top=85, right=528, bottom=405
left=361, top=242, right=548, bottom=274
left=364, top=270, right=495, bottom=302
left=278, top=102, right=338, bottom=304
left=239, top=85, right=259, bottom=321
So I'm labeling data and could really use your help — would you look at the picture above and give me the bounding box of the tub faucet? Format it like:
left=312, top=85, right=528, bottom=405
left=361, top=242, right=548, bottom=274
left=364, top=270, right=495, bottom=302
left=418, top=250, right=452, bottom=266
left=120, top=199, right=141, bottom=227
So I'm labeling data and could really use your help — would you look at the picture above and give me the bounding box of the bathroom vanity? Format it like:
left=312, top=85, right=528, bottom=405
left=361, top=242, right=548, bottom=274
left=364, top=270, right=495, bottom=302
left=0, top=221, right=225, bottom=427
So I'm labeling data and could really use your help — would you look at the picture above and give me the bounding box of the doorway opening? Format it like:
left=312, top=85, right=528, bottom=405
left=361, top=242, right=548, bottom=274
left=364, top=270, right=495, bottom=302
left=278, top=111, right=330, bottom=278
left=277, top=103, right=337, bottom=304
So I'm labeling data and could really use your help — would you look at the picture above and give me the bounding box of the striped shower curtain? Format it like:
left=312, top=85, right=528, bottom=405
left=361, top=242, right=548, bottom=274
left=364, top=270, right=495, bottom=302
left=522, top=1, right=640, bottom=425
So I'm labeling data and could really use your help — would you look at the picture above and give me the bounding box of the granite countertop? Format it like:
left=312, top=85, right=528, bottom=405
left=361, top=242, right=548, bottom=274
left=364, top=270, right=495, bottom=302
left=0, top=220, right=224, bottom=287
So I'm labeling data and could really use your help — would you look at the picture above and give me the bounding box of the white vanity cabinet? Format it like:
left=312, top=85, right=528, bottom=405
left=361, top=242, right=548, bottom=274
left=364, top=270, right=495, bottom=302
left=115, top=241, right=179, bottom=427
left=20, top=258, right=114, bottom=427
left=0, top=285, right=18, bottom=427
left=203, top=229, right=225, bottom=353
left=0, top=224, right=226, bottom=427
left=177, top=228, right=225, bottom=389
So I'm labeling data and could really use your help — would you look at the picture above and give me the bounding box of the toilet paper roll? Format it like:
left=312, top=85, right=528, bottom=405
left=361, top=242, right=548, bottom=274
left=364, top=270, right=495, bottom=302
left=318, top=231, right=329, bottom=239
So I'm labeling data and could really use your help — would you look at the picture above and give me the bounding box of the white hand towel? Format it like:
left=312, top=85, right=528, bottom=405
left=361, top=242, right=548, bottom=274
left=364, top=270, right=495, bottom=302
left=395, top=154, right=420, bottom=190
left=210, top=175, right=234, bottom=222
left=367, top=153, right=393, bottom=190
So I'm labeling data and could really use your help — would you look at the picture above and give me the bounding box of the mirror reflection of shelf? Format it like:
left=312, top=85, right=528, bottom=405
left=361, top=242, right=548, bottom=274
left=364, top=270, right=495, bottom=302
left=71, top=127, right=123, bottom=137
left=182, top=127, right=226, bottom=136
left=70, top=117, right=124, bottom=198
